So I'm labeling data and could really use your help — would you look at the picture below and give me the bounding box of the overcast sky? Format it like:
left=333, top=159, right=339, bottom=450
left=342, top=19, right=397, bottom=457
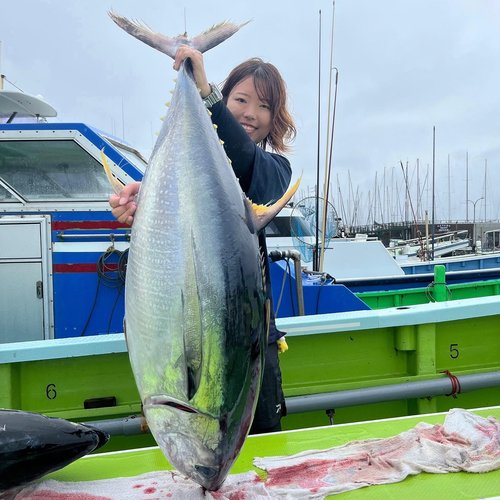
left=2, top=0, right=500, bottom=225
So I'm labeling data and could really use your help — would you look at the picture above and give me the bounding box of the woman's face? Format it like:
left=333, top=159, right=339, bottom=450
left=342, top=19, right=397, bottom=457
left=226, top=76, right=272, bottom=145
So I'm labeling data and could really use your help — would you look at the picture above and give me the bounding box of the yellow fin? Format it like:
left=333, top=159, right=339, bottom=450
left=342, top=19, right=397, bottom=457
left=249, top=175, right=302, bottom=232
left=101, top=149, right=125, bottom=196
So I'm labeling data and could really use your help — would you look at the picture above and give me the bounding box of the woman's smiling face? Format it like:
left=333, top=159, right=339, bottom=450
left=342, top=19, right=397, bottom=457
left=226, top=76, right=272, bottom=145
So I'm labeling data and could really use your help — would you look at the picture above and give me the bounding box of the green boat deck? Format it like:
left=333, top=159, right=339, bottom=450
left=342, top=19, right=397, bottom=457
left=1, top=295, right=500, bottom=452
left=45, top=406, right=500, bottom=499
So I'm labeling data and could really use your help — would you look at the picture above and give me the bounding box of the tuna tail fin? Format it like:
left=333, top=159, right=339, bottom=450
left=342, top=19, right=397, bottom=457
left=108, top=10, right=250, bottom=58
left=250, top=176, right=302, bottom=233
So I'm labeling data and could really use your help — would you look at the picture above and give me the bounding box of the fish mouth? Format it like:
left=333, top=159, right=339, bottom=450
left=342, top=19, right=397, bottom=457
left=143, top=395, right=200, bottom=414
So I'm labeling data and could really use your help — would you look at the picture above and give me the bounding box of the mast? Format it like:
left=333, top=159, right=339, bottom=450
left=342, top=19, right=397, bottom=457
left=466, top=151, right=469, bottom=222
left=432, top=126, right=436, bottom=260
left=0, top=41, right=3, bottom=90
left=484, top=159, right=487, bottom=222
left=447, top=154, right=451, bottom=221
left=405, top=161, right=409, bottom=223
left=417, top=159, right=421, bottom=220
left=391, top=167, right=395, bottom=223
left=383, top=167, right=386, bottom=224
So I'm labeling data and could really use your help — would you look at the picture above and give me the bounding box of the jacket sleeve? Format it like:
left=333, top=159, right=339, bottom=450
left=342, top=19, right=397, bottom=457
left=209, top=100, right=292, bottom=205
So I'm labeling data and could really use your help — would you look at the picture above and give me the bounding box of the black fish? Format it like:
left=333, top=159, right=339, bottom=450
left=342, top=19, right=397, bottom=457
left=0, top=409, right=109, bottom=492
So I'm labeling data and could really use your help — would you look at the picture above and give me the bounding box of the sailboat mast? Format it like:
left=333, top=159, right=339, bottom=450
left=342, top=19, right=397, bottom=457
left=448, top=154, right=451, bottom=221
left=417, top=159, right=421, bottom=220
left=405, top=161, right=409, bottom=223
left=466, top=151, right=469, bottom=222
left=0, top=41, right=3, bottom=90
left=484, top=159, right=487, bottom=222
left=432, top=126, right=436, bottom=260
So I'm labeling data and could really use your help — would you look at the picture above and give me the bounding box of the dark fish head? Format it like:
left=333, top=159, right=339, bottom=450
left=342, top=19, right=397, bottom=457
left=0, top=410, right=110, bottom=491
left=78, top=423, right=110, bottom=450
left=144, top=398, right=238, bottom=490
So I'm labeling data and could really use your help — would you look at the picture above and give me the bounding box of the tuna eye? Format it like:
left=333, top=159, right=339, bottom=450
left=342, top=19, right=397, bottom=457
left=194, top=464, right=219, bottom=479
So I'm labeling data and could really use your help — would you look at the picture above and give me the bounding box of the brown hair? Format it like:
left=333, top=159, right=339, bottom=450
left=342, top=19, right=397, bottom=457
left=221, top=58, right=296, bottom=155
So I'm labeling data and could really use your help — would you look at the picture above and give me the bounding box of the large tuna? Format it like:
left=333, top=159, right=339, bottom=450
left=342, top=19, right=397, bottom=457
left=106, top=12, right=299, bottom=490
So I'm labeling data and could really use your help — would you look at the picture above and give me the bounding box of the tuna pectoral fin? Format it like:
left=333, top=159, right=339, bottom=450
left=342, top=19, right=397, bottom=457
left=109, top=11, right=250, bottom=58
left=250, top=176, right=302, bottom=232
left=101, top=149, right=125, bottom=196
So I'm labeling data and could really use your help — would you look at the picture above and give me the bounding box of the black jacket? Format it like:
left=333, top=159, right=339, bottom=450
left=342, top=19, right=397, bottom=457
left=209, top=100, right=292, bottom=343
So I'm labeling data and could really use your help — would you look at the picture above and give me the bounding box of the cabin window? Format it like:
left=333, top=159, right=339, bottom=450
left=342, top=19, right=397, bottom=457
left=265, top=215, right=315, bottom=238
left=485, top=231, right=500, bottom=251
left=0, top=140, right=112, bottom=201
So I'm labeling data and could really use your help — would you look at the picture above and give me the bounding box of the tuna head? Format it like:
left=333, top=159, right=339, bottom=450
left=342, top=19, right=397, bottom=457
left=0, top=410, right=109, bottom=492
left=144, top=392, right=259, bottom=490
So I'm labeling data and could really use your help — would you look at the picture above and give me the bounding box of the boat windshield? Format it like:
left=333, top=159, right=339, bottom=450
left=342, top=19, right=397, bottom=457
left=266, top=214, right=315, bottom=238
left=485, top=230, right=500, bottom=251
left=0, top=140, right=112, bottom=201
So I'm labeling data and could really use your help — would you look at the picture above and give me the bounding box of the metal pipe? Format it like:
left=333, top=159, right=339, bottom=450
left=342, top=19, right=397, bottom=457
left=83, top=371, right=500, bottom=436
left=269, top=249, right=305, bottom=316
left=285, top=371, right=500, bottom=415
left=81, top=414, right=148, bottom=437
left=56, top=232, right=130, bottom=241
left=290, top=252, right=305, bottom=316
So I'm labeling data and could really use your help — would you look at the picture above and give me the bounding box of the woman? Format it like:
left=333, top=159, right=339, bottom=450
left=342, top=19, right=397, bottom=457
left=110, top=46, right=296, bottom=433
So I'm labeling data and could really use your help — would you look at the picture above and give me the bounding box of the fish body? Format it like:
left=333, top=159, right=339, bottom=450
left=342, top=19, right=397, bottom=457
left=0, top=409, right=109, bottom=491
left=108, top=13, right=298, bottom=490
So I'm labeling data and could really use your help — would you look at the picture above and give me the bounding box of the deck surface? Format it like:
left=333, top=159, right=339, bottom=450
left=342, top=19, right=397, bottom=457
left=45, top=406, right=500, bottom=499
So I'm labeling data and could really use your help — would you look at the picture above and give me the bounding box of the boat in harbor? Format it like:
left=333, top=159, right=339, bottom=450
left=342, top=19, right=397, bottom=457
left=0, top=90, right=145, bottom=343
left=2, top=90, right=500, bottom=468
left=388, top=229, right=470, bottom=259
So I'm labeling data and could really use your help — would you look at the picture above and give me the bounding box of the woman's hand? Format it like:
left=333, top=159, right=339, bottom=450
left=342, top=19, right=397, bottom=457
left=173, top=45, right=212, bottom=98
left=109, top=181, right=141, bottom=225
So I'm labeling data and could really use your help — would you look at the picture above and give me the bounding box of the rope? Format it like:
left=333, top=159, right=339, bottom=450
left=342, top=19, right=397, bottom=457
left=441, top=370, right=462, bottom=397
left=80, top=246, right=128, bottom=336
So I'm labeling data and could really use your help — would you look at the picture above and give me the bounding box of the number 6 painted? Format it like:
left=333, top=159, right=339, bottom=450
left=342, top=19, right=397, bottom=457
left=46, top=384, right=57, bottom=400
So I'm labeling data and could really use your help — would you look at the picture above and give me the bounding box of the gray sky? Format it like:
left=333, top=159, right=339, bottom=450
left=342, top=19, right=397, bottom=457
left=2, top=0, right=500, bottom=225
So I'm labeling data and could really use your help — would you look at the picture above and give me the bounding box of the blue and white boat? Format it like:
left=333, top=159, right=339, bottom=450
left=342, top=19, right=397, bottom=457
left=0, top=90, right=145, bottom=343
